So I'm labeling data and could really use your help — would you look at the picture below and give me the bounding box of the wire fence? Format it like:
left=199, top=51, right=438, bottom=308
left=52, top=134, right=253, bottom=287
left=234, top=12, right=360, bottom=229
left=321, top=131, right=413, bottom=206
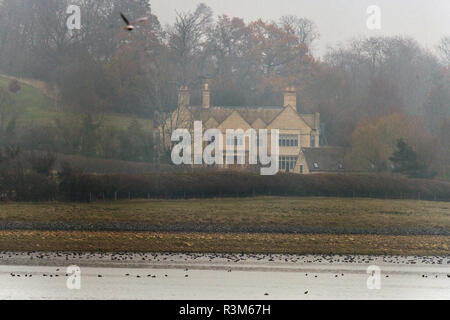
left=2, top=171, right=450, bottom=202
left=20, top=190, right=446, bottom=203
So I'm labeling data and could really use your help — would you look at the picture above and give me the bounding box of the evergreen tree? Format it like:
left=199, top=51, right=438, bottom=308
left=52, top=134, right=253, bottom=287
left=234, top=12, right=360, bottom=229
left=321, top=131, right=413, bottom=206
left=389, top=139, right=435, bottom=178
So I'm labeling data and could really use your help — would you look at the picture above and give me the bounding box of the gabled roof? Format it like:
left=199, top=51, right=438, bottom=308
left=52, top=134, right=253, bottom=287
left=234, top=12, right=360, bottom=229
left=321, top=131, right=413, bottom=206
left=204, top=117, right=219, bottom=129
left=188, top=106, right=284, bottom=126
left=218, top=110, right=252, bottom=130
left=186, top=105, right=317, bottom=131
left=302, top=147, right=346, bottom=172
left=251, top=118, right=267, bottom=129
left=267, top=105, right=310, bottom=130
left=189, top=107, right=232, bottom=123
left=300, top=114, right=316, bottom=129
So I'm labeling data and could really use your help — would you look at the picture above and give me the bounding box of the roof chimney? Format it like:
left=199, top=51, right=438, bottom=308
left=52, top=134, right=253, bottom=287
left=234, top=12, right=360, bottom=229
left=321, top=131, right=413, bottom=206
left=283, top=86, right=297, bottom=111
left=178, top=86, right=190, bottom=107
left=202, top=83, right=210, bottom=109
left=314, top=112, right=320, bottom=130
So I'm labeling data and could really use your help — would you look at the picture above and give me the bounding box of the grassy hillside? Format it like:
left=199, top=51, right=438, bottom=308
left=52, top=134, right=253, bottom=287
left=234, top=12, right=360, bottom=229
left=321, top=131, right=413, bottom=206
left=0, top=75, right=153, bottom=131
left=0, top=75, right=55, bottom=125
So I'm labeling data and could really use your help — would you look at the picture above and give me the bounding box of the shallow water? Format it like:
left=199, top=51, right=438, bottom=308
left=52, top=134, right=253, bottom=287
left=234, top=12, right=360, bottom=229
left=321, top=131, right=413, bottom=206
left=0, top=252, right=449, bottom=300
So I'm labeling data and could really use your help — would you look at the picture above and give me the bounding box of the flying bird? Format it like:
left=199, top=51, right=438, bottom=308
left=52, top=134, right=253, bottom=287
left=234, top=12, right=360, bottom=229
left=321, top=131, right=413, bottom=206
left=120, top=13, right=149, bottom=31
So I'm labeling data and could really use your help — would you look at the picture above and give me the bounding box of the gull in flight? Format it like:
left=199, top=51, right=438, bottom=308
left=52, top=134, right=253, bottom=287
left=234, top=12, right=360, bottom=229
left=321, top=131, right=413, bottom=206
left=120, top=13, right=149, bottom=31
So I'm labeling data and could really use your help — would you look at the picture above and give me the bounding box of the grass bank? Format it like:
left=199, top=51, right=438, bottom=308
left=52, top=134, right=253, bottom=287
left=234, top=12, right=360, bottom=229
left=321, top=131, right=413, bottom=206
left=0, top=74, right=153, bottom=130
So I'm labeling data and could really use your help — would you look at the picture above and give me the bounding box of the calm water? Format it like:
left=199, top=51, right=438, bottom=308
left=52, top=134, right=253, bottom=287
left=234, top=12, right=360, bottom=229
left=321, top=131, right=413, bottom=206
left=0, top=253, right=449, bottom=299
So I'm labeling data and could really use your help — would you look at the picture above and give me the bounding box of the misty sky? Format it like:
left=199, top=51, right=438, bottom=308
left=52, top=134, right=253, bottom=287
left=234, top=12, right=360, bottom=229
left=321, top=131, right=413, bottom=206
left=152, top=0, right=450, bottom=57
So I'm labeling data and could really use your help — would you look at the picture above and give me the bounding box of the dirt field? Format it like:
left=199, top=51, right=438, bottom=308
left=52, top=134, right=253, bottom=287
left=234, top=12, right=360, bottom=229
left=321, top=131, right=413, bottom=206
left=0, top=230, right=449, bottom=256
left=1, top=197, right=449, bottom=235
left=1, top=197, right=449, bottom=255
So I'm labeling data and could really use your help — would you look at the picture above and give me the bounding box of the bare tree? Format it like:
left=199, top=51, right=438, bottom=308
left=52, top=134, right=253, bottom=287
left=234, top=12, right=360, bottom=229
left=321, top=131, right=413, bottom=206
left=279, top=15, right=320, bottom=47
left=438, top=36, right=450, bottom=65
left=27, top=151, right=57, bottom=176
left=167, top=3, right=213, bottom=84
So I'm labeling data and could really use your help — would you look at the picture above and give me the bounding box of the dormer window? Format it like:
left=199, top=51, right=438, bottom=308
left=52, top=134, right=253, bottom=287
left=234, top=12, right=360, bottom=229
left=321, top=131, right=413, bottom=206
left=313, top=162, right=319, bottom=169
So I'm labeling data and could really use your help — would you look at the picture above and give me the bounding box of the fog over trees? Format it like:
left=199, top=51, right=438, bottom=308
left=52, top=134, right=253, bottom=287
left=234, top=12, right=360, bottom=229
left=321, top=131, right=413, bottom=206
left=0, top=0, right=448, bottom=179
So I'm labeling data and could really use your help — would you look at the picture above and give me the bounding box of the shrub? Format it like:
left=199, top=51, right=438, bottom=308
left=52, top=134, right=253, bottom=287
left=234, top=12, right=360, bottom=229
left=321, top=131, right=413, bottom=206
left=11, top=172, right=58, bottom=201
left=27, top=151, right=57, bottom=176
left=8, top=79, right=21, bottom=93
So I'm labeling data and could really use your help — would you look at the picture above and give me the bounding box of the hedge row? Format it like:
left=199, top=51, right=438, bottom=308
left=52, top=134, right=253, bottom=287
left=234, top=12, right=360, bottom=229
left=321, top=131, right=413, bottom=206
left=57, top=171, right=450, bottom=202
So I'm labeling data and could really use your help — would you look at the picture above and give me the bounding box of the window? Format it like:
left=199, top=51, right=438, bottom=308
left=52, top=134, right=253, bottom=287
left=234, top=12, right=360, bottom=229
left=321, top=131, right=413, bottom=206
left=226, top=135, right=243, bottom=146
left=279, top=156, right=298, bottom=171
left=279, top=156, right=285, bottom=170
left=313, top=162, right=319, bottom=169
left=279, top=135, right=298, bottom=147
left=310, top=135, right=316, bottom=147
left=206, top=136, right=216, bottom=144
left=300, top=165, right=304, bottom=174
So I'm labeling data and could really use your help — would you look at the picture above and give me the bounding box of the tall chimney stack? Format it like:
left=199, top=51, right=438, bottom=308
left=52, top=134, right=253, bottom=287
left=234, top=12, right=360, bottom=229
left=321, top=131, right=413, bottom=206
left=283, top=86, right=297, bottom=111
left=202, top=83, right=210, bottom=109
left=314, top=112, right=320, bottom=131
left=178, top=86, right=190, bottom=107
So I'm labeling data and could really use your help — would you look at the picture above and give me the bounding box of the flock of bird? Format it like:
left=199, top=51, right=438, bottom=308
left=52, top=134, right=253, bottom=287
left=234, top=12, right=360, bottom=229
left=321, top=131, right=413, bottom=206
left=1, top=251, right=449, bottom=265
left=2, top=251, right=449, bottom=298
left=3, top=251, right=450, bottom=297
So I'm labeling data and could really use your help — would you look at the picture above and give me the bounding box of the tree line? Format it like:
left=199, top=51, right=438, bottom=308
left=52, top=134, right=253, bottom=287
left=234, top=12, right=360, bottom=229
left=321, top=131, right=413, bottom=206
left=0, top=0, right=448, bottom=178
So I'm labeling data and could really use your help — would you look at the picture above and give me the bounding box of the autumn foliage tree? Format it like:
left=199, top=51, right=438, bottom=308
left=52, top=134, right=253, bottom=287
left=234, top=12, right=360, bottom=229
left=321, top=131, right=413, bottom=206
left=346, top=113, right=437, bottom=173
left=0, top=1, right=448, bottom=179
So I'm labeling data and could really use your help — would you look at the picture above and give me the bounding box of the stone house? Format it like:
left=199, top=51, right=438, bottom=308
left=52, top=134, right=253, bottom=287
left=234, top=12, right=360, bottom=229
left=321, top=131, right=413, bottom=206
left=159, top=84, right=326, bottom=174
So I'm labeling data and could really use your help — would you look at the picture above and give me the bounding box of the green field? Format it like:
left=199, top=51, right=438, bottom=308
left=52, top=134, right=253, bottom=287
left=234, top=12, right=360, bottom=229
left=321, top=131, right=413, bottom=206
left=0, top=75, right=153, bottom=131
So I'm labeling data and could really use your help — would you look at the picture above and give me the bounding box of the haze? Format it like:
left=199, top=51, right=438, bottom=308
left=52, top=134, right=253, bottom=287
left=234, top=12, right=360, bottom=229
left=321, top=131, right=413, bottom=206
left=152, top=0, right=450, bottom=56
